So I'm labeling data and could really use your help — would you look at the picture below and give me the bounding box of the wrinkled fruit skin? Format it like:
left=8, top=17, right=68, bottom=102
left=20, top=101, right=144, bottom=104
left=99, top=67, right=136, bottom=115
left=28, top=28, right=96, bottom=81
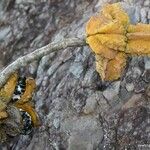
left=86, top=3, right=150, bottom=81
left=0, top=73, right=40, bottom=143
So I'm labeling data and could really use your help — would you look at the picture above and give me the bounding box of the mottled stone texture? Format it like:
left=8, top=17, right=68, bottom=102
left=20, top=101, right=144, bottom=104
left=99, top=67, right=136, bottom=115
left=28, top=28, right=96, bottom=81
left=0, top=0, right=150, bottom=149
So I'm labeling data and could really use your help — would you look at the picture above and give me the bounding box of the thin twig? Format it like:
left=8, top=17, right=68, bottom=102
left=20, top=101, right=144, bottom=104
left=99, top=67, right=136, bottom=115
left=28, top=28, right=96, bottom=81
left=0, top=37, right=86, bottom=88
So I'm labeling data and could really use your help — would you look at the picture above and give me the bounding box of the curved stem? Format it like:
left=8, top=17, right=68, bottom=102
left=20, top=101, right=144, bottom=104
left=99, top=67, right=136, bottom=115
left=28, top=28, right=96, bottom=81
left=0, top=37, right=86, bottom=88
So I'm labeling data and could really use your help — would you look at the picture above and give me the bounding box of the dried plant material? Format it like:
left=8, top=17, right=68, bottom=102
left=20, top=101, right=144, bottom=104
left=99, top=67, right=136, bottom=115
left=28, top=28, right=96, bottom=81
left=126, top=39, right=150, bottom=55
left=105, top=52, right=127, bottom=81
left=0, top=111, right=8, bottom=119
left=95, top=53, right=127, bottom=81
left=0, top=103, right=7, bottom=118
left=0, top=73, right=18, bottom=103
left=14, top=76, right=40, bottom=127
left=86, top=3, right=150, bottom=81
left=126, top=24, right=150, bottom=55
left=0, top=73, right=18, bottom=120
left=0, top=73, right=40, bottom=142
left=95, top=55, right=108, bottom=80
left=15, top=78, right=36, bottom=104
left=0, top=106, right=22, bottom=142
left=15, top=103, right=40, bottom=127
left=86, top=3, right=129, bottom=36
left=87, top=36, right=117, bottom=59
left=127, top=24, right=150, bottom=33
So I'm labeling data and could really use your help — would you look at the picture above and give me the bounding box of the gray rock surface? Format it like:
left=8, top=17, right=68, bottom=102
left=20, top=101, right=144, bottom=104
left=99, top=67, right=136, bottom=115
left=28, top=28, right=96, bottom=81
left=0, top=0, right=150, bottom=149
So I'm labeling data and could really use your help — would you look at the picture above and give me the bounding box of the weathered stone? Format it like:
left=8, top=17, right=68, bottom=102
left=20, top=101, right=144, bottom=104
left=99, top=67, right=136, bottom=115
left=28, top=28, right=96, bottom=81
left=103, top=81, right=120, bottom=101
left=126, top=83, right=134, bottom=92
left=134, top=78, right=147, bottom=93
left=47, top=61, right=62, bottom=76
left=134, top=6, right=141, bottom=22
left=117, top=106, right=149, bottom=148
left=142, top=70, right=150, bottom=83
left=140, top=7, right=148, bottom=23
left=69, top=62, right=83, bottom=78
left=67, top=132, right=94, bottom=150
left=143, top=0, right=150, bottom=7
left=83, top=94, right=97, bottom=114
left=53, top=117, right=60, bottom=129
left=16, top=0, right=36, bottom=4
left=146, top=85, right=150, bottom=97
left=119, top=86, right=131, bottom=101
left=96, top=92, right=110, bottom=114
left=62, top=116, right=103, bottom=150
left=144, top=57, right=150, bottom=70
left=121, top=94, right=142, bottom=110
left=0, top=26, right=11, bottom=41
left=148, top=10, right=150, bottom=20
left=132, top=67, right=142, bottom=78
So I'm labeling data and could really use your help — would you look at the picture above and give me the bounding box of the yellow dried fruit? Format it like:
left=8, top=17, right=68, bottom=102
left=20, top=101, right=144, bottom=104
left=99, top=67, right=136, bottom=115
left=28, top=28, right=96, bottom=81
left=0, top=72, right=40, bottom=142
left=86, top=3, right=150, bottom=81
